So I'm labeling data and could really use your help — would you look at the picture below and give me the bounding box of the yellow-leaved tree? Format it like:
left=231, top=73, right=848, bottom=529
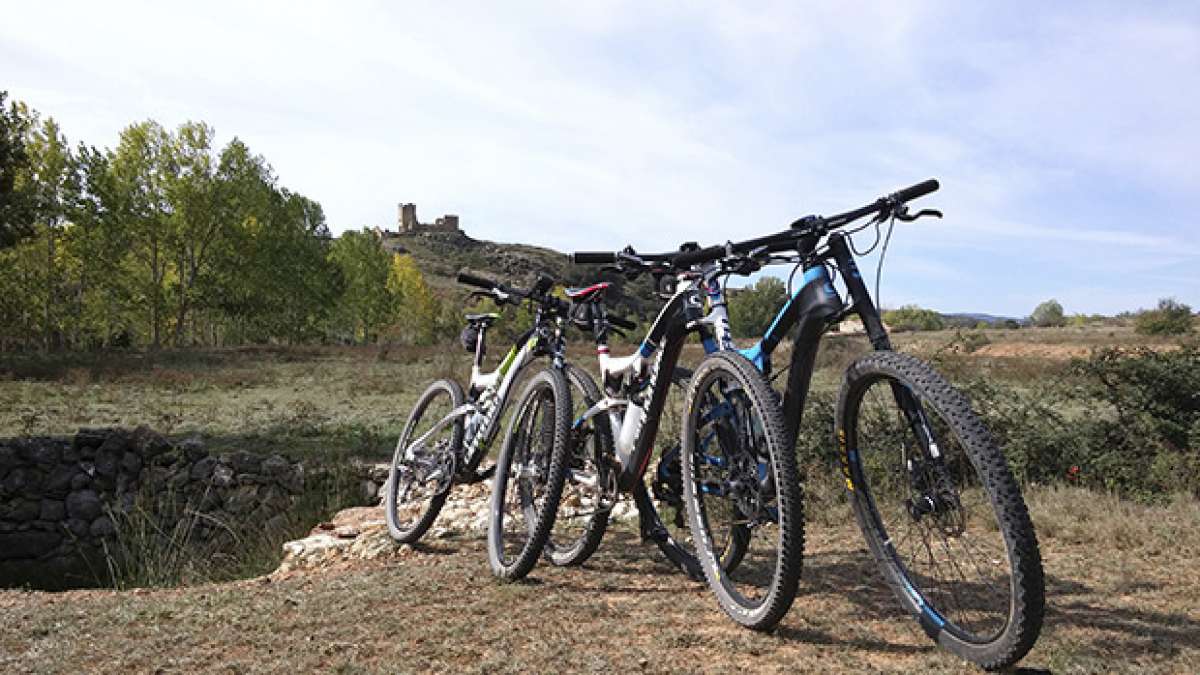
left=387, top=253, right=440, bottom=345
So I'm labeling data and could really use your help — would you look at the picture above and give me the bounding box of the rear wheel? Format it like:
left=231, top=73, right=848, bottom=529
left=838, top=351, right=1043, bottom=669
left=681, top=352, right=803, bottom=631
left=386, top=379, right=463, bottom=543
left=487, top=368, right=573, bottom=581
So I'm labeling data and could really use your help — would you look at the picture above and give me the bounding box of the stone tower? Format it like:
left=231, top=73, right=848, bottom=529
left=398, top=203, right=418, bottom=232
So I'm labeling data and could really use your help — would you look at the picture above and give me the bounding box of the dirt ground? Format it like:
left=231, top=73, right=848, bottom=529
left=2, top=487, right=1196, bottom=674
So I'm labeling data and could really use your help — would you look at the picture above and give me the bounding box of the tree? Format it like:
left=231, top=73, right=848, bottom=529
left=111, top=121, right=174, bottom=348
left=1030, top=299, right=1066, bottom=328
left=328, top=229, right=392, bottom=344
left=883, top=305, right=945, bottom=332
left=0, top=92, right=36, bottom=248
left=24, top=117, right=76, bottom=350
left=1135, top=298, right=1194, bottom=336
left=729, top=277, right=789, bottom=338
left=386, top=254, right=440, bottom=345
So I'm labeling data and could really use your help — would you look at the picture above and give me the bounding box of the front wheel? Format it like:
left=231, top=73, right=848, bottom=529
left=386, top=379, right=464, bottom=544
left=837, top=351, right=1044, bottom=670
left=487, top=367, right=572, bottom=581
left=681, top=351, right=804, bottom=631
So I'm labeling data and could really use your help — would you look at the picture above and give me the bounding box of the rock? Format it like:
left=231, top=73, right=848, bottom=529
left=132, top=425, right=171, bottom=457
left=69, top=473, right=91, bottom=490
left=3, top=467, right=40, bottom=496
left=153, top=451, right=179, bottom=467
left=65, top=490, right=102, bottom=521
left=226, top=485, right=259, bottom=515
left=22, top=440, right=61, bottom=466
left=190, top=457, right=217, bottom=482
left=210, top=464, right=235, bottom=488
left=0, top=531, right=61, bottom=560
left=44, top=465, right=77, bottom=497
left=0, top=520, right=18, bottom=532
left=89, top=516, right=116, bottom=537
left=180, top=436, right=207, bottom=461
left=360, top=480, right=379, bottom=504
left=39, top=499, right=66, bottom=521
left=224, top=451, right=262, bottom=474
left=0, top=446, right=16, bottom=477
left=261, top=454, right=289, bottom=477
left=281, top=466, right=304, bottom=494
left=98, top=430, right=131, bottom=455
left=94, top=448, right=119, bottom=478
left=61, top=446, right=79, bottom=463
left=3, top=498, right=40, bottom=521
left=73, top=428, right=109, bottom=452
left=65, top=518, right=89, bottom=538
left=121, top=452, right=142, bottom=475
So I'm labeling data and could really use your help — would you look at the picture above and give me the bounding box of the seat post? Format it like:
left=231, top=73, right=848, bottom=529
left=474, top=322, right=488, bottom=368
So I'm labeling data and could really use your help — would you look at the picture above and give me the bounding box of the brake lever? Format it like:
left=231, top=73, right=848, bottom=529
left=895, top=208, right=943, bottom=222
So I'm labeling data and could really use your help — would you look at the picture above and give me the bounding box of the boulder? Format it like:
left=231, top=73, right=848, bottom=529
left=132, top=425, right=171, bottom=457
left=39, top=499, right=66, bottom=521
left=65, top=490, right=102, bottom=521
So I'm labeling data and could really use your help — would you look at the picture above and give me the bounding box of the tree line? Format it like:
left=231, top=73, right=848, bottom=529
left=0, top=92, right=453, bottom=352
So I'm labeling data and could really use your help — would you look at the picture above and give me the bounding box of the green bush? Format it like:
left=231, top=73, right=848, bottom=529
left=1134, top=298, right=1194, bottom=336
left=1030, top=299, right=1066, bottom=327
left=882, top=305, right=945, bottom=332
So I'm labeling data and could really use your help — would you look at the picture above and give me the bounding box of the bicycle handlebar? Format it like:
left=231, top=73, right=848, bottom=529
left=456, top=271, right=499, bottom=291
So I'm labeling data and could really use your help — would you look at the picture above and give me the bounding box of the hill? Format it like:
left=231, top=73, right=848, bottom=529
left=380, top=229, right=662, bottom=320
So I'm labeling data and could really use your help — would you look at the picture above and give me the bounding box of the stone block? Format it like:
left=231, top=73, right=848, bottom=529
left=39, top=499, right=66, bottom=521
left=65, top=490, right=102, bottom=521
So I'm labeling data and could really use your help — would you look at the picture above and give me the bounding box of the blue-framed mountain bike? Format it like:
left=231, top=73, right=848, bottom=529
left=643, top=179, right=1045, bottom=669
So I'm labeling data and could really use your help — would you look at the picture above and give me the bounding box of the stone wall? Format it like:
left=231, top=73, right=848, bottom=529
left=0, top=427, right=308, bottom=589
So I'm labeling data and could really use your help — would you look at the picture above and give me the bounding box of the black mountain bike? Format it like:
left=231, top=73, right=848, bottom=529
left=548, top=271, right=803, bottom=630
left=650, top=179, right=1045, bottom=669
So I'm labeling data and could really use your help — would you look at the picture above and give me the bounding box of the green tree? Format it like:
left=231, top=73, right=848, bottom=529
left=729, top=277, right=789, bottom=338
left=0, top=92, right=36, bottom=248
left=328, top=229, right=392, bottom=344
left=1134, top=298, right=1194, bottom=336
left=883, top=305, right=945, bottom=332
left=111, top=121, right=174, bottom=348
left=1030, top=299, right=1066, bottom=328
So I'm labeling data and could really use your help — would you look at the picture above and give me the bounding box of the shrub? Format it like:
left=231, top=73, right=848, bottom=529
left=1030, top=299, right=1066, bottom=327
left=1134, top=298, right=1194, bottom=336
left=883, top=305, right=945, bottom=332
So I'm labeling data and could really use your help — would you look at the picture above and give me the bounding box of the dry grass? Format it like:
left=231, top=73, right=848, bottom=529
left=1, top=485, right=1196, bottom=673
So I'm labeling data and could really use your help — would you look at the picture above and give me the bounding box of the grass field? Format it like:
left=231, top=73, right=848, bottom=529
left=2, top=325, right=1197, bottom=672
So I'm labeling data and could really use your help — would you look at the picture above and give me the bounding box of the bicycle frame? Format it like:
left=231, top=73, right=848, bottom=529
left=574, top=272, right=737, bottom=492
left=733, top=232, right=940, bottom=460
left=401, top=311, right=566, bottom=473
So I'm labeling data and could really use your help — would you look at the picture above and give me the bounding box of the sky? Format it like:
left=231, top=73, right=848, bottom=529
left=3, top=1, right=1197, bottom=317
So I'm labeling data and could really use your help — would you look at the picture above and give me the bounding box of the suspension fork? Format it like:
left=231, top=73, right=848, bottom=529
left=827, top=234, right=946, bottom=469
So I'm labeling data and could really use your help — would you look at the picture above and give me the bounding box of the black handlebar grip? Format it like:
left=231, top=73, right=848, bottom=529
left=892, top=178, right=940, bottom=203
left=456, top=271, right=497, bottom=290
left=670, top=244, right=726, bottom=268
left=609, top=315, right=636, bottom=330
left=570, top=252, right=617, bottom=264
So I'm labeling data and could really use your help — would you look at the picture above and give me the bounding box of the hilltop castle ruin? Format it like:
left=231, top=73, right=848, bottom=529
left=395, top=203, right=460, bottom=234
